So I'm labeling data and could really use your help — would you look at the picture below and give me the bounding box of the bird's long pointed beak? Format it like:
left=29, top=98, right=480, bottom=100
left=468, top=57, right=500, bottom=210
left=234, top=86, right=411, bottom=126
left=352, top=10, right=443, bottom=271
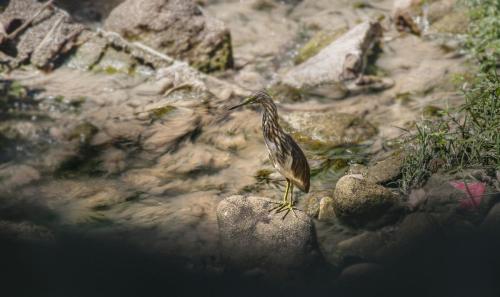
left=228, top=102, right=247, bottom=110
left=228, top=98, right=252, bottom=111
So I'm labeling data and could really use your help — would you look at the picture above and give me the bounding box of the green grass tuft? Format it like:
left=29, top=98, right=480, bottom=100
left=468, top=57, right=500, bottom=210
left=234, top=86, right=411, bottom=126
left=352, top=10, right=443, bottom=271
left=400, top=0, right=500, bottom=192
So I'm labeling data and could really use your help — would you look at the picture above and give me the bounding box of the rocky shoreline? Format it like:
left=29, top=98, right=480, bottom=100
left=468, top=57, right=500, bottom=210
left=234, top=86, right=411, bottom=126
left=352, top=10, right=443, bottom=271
left=1, top=0, right=499, bottom=296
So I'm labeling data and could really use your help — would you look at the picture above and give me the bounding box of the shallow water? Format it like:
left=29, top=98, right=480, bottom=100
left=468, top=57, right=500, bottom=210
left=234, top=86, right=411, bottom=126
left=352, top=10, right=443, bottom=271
left=1, top=0, right=494, bottom=296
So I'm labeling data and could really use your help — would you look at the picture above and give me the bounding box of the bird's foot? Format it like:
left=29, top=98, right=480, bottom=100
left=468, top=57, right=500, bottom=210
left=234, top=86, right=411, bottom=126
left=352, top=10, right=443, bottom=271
left=268, top=201, right=288, bottom=213
left=278, top=203, right=298, bottom=220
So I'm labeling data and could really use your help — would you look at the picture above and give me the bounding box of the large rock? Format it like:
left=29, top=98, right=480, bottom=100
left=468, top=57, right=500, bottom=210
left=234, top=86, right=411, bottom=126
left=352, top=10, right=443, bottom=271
left=281, top=21, right=384, bottom=90
left=217, top=195, right=322, bottom=276
left=332, top=175, right=400, bottom=227
left=0, top=0, right=85, bottom=69
left=281, top=111, right=377, bottom=149
left=104, top=0, right=233, bottom=72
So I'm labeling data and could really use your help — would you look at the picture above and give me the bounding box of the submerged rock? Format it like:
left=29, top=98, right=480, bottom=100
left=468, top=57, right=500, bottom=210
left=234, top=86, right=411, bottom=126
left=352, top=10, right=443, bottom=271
left=281, top=111, right=377, bottom=149
left=217, top=195, right=322, bottom=276
left=104, top=0, right=233, bottom=72
left=0, top=0, right=85, bottom=69
left=332, top=174, right=400, bottom=227
left=281, top=21, right=384, bottom=91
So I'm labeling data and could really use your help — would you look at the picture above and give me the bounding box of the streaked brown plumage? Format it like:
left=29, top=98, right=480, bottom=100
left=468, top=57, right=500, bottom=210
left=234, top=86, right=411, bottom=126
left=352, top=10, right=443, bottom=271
left=229, top=90, right=310, bottom=217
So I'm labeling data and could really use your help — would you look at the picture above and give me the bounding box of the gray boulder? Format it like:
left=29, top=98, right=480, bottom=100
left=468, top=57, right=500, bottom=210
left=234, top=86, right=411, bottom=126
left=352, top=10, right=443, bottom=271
left=217, top=195, right=322, bottom=276
left=104, top=0, right=233, bottom=72
left=333, top=174, right=400, bottom=227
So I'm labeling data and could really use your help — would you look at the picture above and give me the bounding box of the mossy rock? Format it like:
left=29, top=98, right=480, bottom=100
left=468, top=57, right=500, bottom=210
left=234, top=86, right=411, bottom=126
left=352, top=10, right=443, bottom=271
left=294, top=28, right=347, bottom=65
left=280, top=111, right=377, bottom=150
left=191, top=33, right=234, bottom=73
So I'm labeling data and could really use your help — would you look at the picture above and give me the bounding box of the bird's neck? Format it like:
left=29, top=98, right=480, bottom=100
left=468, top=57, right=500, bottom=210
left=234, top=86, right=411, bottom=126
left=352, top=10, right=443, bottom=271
left=261, top=98, right=283, bottom=135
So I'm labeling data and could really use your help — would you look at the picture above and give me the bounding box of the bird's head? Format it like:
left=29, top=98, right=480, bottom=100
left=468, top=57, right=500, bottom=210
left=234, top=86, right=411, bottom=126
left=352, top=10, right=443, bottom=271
left=228, top=90, right=271, bottom=110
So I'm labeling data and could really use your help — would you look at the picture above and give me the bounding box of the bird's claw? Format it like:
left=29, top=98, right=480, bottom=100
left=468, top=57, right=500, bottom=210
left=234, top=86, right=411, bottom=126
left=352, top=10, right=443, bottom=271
left=268, top=202, right=297, bottom=219
left=268, top=201, right=287, bottom=213
left=279, top=204, right=298, bottom=220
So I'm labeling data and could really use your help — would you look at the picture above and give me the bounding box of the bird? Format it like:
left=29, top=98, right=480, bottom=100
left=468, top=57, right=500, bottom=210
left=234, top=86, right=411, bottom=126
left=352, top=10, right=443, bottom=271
left=228, top=90, right=310, bottom=218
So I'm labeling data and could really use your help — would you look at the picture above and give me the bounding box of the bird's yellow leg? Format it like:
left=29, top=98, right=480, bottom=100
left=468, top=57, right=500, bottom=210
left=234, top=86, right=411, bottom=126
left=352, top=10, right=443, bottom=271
left=281, top=183, right=298, bottom=219
left=269, top=179, right=290, bottom=213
